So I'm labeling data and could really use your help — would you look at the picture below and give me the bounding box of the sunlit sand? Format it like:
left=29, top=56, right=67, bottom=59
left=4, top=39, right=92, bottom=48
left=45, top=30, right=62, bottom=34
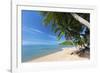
left=29, top=47, right=89, bottom=62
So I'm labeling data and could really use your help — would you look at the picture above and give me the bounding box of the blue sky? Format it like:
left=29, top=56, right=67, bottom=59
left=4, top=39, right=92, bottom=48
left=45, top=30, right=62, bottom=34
left=22, top=10, right=65, bottom=45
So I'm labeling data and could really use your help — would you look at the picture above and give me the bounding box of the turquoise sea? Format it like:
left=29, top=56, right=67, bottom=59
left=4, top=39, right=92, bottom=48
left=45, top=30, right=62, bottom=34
left=22, top=44, right=74, bottom=62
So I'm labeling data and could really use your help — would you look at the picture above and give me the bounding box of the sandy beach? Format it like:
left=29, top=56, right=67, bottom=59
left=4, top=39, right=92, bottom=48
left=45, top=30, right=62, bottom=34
left=30, top=47, right=89, bottom=62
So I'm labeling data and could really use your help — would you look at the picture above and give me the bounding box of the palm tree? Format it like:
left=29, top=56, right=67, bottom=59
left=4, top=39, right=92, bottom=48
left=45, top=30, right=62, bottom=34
left=71, top=13, right=90, bottom=28
left=40, top=11, right=90, bottom=56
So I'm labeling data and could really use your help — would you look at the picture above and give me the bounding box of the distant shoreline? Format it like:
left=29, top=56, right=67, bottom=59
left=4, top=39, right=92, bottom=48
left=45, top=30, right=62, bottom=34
left=29, top=47, right=89, bottom=62
left=22, top=44, right=76, bottom=62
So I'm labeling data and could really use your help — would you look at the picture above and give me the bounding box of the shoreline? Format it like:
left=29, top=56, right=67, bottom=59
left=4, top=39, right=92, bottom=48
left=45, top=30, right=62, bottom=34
left=29, top=47, right=89, bottom=62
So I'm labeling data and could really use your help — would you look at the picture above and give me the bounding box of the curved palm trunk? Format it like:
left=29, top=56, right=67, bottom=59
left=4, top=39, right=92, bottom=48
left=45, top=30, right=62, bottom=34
left=71, top=13, right=90, bottom=29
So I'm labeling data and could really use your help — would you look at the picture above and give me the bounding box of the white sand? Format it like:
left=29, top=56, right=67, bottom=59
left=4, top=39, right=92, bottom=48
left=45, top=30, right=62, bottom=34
left=30, top=47, right=89, bottom=62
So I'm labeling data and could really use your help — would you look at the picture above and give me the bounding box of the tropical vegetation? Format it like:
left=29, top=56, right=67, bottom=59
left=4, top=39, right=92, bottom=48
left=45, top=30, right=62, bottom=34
left=40, top=11, right=90, bottom=57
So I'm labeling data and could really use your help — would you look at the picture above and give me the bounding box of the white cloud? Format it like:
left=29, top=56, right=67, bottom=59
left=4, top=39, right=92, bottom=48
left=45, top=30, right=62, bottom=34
left=30, top=28, right=43, bottom=33
left=23, top=26, right=43, bottom=34
left=48, top=35, right=56, bottom=39
left=23, top=26, right=57, bottom=39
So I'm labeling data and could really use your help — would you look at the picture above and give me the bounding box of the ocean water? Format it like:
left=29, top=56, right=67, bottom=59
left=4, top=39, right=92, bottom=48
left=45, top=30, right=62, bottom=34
left=22, top=44, right=73, bottom=62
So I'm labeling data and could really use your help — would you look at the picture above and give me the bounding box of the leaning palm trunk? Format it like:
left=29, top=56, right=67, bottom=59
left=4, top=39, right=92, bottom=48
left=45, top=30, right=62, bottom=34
left=71, top=13, right=90, bottom=29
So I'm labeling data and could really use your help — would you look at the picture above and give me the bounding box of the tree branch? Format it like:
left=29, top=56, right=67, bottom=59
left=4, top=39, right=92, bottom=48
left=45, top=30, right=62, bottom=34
left=71, top=13, right=90, bottom=29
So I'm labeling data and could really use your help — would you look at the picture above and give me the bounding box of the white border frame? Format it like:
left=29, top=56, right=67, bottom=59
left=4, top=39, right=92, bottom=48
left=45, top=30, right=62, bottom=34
left=11, top=1, right=97, bottom=73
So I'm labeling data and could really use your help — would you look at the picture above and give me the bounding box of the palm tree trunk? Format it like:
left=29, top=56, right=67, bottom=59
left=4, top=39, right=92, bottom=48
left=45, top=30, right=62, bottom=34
left=71, top=13, right=90, bottom=29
